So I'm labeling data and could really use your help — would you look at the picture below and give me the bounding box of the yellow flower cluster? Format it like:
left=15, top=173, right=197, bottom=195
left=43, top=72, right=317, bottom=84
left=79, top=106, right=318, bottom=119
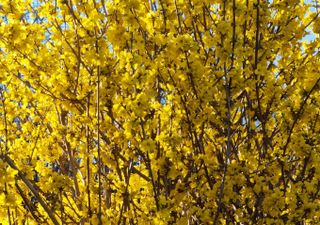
left=0, top=0, right=319, bottom=224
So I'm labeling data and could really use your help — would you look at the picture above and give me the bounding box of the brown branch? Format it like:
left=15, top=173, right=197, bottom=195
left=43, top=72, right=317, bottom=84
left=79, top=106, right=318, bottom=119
left=1, top=154, right=60, bottom=225
left=282, top=78, right=320, bottom=156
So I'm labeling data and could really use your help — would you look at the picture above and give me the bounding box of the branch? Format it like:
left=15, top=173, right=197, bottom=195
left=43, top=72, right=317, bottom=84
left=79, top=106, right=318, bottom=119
left=282, top=78, right=320, bottom=156
left=0, top=154, right=60, bottom=225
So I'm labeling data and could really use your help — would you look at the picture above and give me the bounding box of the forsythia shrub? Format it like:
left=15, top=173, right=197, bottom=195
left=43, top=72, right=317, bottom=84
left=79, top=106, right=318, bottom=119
left=0, top=0, right=319, bottom=224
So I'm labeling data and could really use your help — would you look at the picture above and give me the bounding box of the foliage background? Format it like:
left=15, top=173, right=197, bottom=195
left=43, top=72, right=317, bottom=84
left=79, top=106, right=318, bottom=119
left=0, top=0, right=319, bottom=224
